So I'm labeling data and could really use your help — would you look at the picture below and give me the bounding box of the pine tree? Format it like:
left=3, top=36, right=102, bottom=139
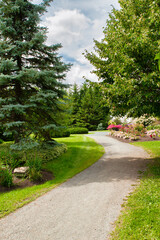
left=69, top=81, right=109, bottom=130
left=0, top=0, right=70, bottom=148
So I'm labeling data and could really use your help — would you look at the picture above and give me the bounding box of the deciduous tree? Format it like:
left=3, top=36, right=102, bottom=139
left=85, top=0, right=160, bottom=117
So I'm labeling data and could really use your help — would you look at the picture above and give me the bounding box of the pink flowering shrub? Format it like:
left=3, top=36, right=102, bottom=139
left=147, top=129, right=160, bottom=139
left=109, top=123, right=160, bottom=141
left=120, top=124, right=146, bottom=137
left=107, top=124, right=122, bottom=131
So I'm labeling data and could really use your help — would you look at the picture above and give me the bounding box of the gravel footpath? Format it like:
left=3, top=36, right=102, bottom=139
left=0, top=132, right=149, bottom=240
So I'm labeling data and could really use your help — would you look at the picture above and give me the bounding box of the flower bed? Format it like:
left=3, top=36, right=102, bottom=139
left=108, top=124, right=160, bottom=142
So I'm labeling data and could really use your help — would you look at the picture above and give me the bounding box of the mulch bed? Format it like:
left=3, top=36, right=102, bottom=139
left=0, top=169, right=54, bottom=193
left=108, top=135, right=160, bottom=144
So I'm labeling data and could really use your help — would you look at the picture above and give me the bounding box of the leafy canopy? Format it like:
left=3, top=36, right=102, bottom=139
left=85, top=0, right=160, bottom=117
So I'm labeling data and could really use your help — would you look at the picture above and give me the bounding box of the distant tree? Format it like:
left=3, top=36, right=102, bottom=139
left=85, top=0, right=160, bottom=117
left=69, top=83, right=80, bottom=125
left=0, top=0, right=70, bottom=148
left=69, top=81, right=109, bottom=130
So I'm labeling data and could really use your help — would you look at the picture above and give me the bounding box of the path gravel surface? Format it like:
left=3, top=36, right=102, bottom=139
left=0, top=132, right=149, bottom=240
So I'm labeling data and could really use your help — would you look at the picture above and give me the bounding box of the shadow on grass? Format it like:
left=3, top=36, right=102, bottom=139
left=144, top=157, right=160, bottom=178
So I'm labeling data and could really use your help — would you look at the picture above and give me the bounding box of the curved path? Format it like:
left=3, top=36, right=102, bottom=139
left=0, top=132, right=149, bottom=240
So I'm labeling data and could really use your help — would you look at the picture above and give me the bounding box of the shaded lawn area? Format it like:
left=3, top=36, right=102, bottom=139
left=0, top=135, right=104, bottom=218
left=110, top=141, right=160, bottom=240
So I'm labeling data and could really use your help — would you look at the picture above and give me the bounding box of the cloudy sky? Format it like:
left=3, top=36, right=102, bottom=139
left=33, top=0, right=120, bottom=85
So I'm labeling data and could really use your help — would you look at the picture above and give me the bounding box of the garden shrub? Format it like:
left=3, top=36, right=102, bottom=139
left=87, top=124, right=97, bottom=131
left=0, top=167, right=13, bottom=188
left=107, top=124, right=122, bottom=131
left=27, top=157, right=42, bottom=172
left=121, top=124, right=146, bottom=136
left=0, top=142, right=67, bottom=172
left=29, top=168, right=42, bottom=182
left=136, top=115, right=155, bottom=127
left=51, top=129, right=70, bottom=138
left=27, top=157, right=42, bottom=181
left=0, top=139, right=3, bottom=144
left=0, top=147, right=24, bottom=170
left=68, top=127, right=88, bottom=134
left=97, top=123, right=105, bottom=130
left=35, top=143, right=68, bottom=163
left=147, top=124, right=160, bottom=130
left=134, top=123, right=144, bottom=131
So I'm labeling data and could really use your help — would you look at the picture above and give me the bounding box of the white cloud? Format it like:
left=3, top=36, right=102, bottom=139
left=32, top=0, right=120, bottom=85
left=66, top=63, right=97, bottom=85
left=44, top=9, right=91, bottom=47
left=42, top=9, right=107, bottom=84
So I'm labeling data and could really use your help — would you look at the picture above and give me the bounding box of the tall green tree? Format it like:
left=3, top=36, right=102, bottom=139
left=70, top=83, right=81, bottom=125
left=69, top=81, right=109, bottom=130
left=85, top=0, right=160, bottom=117
left=0, top=0, right=70, bottom=147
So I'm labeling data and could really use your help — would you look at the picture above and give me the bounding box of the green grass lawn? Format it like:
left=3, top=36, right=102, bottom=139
left=110, top=141, right=160, bottom=240
left=0, top=135, right=104, bottom=218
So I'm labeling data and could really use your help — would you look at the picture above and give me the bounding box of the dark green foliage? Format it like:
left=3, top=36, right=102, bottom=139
left=68, top=127, right=88, bottom=134
left=69, top=81, right=109, bottom=130
left=0, top=127, right=13, bottom=141
left=51, top=129, right=70, bottom=138
left=0, top=167, right=13, bottom=188
left=155, top=51, right=160, bottom=71
left=0, top=139, right=3, bottom=144
left=85, top=0, right=160, bottom=117
left=0, top=0, right=70, bottom=149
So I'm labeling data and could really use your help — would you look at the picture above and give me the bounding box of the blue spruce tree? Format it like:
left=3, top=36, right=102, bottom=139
left=0, top=0, right=70, bottom=149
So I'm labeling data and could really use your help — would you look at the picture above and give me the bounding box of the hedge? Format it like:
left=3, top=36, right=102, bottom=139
left=68, top=127, right=88, bottom=134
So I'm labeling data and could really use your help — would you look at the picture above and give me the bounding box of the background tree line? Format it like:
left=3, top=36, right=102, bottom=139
left=67, top=81, right=110, bottom=130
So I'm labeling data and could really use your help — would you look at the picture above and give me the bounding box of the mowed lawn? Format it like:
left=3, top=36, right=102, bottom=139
left=110, top=141, right=160, bottom=240
left=0, top=135, right=104, bottom=218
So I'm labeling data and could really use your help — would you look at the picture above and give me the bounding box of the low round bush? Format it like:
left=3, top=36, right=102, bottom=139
left=51, top=130, right=70, bottom=138
left=68, top=127, right=88, bottom=134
